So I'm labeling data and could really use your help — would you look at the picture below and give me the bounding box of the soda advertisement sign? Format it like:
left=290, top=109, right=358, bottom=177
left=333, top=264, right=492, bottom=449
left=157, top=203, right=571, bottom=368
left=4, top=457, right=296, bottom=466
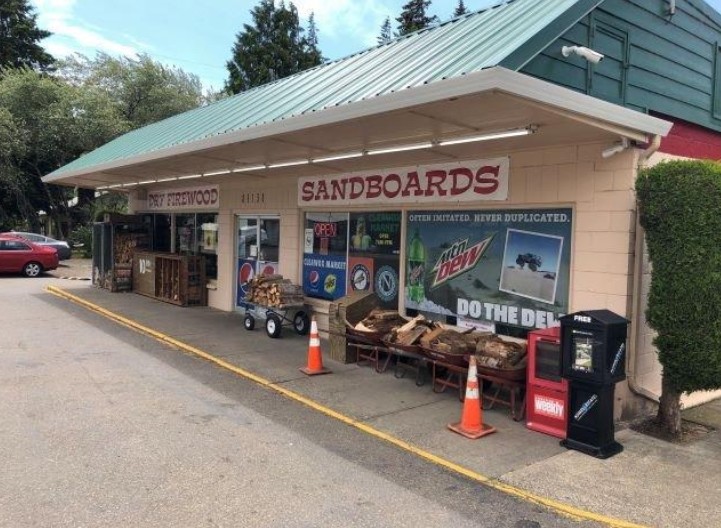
left=302, top=254, right=347, bottom=301
left=405, top=209, right=572, bottom=330
left=299, top=159, right=509, bottom=206
left=236, top=259, right=256, bottom=306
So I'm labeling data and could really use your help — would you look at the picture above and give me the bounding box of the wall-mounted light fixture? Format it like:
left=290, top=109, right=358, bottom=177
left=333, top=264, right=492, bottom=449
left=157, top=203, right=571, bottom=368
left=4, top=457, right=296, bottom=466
left=562, top=45, right=604, bottom=64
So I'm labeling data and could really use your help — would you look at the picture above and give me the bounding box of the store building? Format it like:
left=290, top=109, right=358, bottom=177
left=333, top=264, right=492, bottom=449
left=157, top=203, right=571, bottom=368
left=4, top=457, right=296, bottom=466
left=44, top=0, right=721, bottom=417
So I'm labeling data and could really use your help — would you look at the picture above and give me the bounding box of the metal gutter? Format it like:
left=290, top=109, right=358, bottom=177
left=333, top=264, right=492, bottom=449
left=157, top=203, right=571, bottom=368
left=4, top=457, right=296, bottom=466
left=627, top=135, right=663, bottom=403
left=43, top=67, right=673, bottom=184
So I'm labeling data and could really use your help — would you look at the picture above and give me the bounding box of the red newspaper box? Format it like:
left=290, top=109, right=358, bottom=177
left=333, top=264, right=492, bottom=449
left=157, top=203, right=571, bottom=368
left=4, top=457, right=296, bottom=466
left=526, top=326, right=568, bottom=439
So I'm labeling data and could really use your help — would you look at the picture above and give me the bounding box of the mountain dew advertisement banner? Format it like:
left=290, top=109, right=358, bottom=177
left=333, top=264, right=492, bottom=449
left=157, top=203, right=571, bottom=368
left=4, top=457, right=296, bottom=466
left=405, top=209, right=572, bottom=330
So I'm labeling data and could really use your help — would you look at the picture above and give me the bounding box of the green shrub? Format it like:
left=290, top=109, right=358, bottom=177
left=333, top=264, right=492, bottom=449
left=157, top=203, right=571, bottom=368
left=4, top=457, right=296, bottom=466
left=636, top=160, right=721, bottom=399
left=68, top=225, right=92, bottom=259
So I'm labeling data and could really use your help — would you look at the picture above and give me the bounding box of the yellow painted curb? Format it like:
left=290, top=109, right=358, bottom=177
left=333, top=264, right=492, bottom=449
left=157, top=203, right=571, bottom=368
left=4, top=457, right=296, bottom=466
left=46, top=285, right=648, bottom=528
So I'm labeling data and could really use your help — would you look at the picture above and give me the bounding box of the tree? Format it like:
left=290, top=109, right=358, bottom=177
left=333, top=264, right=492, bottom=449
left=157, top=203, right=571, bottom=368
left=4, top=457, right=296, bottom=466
left=396, top=0, right=438, bottom=37
left=378, top=16, right=392, bottom=45
left=0, top=0, right=54, bottom=71
left=0, top=68, right=128, bottom=234
left=636, top=160, right=721, bottom=436
left=57, top=53, right=204, bottom=128
left=454, top=0, right=469, bottom=17
left=225, top=0, right=324, bottom=94
left=304, top=12, right=324, bottom=69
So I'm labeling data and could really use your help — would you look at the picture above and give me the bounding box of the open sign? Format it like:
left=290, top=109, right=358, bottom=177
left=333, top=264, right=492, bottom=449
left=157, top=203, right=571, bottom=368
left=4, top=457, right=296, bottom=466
left=314, top=222, right=337, bottom=237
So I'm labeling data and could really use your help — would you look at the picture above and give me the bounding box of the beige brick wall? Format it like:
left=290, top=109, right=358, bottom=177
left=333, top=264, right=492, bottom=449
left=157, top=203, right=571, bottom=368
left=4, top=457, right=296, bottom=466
left=209, top=143, right=640, bottom=320
left=512, top=143, right=637, bottom=318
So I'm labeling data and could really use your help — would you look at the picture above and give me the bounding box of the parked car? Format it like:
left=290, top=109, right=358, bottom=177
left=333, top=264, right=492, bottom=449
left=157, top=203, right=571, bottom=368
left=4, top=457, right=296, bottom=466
left=0, top=235, right=59, bottom=277
left=3, top=231, right=72, bottom=260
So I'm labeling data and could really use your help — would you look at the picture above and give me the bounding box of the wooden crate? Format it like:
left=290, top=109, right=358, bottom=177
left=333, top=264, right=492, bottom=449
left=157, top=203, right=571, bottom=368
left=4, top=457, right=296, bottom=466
left=133, top=252, right=206, bottom=307
left=328, top=291, right=380, bottom=363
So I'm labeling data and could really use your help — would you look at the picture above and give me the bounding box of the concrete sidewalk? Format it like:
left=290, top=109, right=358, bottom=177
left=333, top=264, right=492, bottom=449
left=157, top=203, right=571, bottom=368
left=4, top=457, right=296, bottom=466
left=50, top=284, right=720, bottom=528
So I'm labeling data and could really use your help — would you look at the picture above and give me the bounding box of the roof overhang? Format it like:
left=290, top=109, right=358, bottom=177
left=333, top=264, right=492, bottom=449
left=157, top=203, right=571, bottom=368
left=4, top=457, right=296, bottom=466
left=44, top=67, right=672, bottom=189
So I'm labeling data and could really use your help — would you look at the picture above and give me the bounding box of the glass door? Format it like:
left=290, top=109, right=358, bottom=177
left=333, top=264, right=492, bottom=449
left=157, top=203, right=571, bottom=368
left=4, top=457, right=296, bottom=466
left=236, top=215, right=280, bottom=308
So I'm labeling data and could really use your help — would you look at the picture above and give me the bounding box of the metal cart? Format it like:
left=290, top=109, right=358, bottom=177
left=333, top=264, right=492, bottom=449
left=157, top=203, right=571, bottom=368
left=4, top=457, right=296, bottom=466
left=242, top=302, right=310, bottom=338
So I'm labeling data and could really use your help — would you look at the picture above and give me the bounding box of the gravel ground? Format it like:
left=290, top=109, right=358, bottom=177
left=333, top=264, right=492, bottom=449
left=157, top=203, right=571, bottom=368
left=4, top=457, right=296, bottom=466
left=47, top=258, right=92, bottom=280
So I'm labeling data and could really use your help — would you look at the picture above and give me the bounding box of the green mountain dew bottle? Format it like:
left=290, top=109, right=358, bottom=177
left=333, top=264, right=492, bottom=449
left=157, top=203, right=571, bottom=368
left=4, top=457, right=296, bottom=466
left=407, top=229, right=426, bottom=303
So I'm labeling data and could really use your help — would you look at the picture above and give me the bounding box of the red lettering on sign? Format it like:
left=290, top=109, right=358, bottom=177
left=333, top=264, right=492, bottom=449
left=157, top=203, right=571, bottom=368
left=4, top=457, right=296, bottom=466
left=330, top=179, right=346, bottom=201
left=424, top=170, right=447, bottom=197
left=383, top=173, right=401, bottom=198
left=316, top=180, right=330, bottom=201
left=301, top=181, right=314, bottom=202
left=474, top=165, right=500, bottom=194
left=349, top=176, right=364, bottom=199
left=449, top=168, right=473, bottom=196
left=366, top=175, right=382, bottom=198
left=402, top=171, right=423, bottom=197
left=314, top=223, right=337, bottom=237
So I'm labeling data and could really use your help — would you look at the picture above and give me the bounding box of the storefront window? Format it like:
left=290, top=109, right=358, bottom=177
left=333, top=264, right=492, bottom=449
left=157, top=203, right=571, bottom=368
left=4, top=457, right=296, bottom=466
left=302, top=212, right=401, bottom=306
left=176, top=214, right=195, bottom=253
left=152, top=214, right=171, bottom=252
left=303, top=213, right=349, bottom=301
left=147, top=212, right=218, bottom=280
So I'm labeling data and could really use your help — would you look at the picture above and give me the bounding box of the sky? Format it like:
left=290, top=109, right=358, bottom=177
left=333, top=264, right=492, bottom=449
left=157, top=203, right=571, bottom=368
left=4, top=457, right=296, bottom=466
left=31, top=0, right=721, bottom=93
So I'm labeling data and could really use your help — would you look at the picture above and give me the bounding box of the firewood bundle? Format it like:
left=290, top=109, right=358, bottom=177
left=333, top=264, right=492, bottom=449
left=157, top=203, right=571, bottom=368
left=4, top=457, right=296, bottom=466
left=420, top=326, right=484, bottom=356
left=384, top=315, right=437, bottom=347
left=246, top=274, right=304, bottom=307
left=475, top=335, right=527, bottom=369
left=353, top=309, right=410, bottom=335
left=114, top=233, right=140, bottom=264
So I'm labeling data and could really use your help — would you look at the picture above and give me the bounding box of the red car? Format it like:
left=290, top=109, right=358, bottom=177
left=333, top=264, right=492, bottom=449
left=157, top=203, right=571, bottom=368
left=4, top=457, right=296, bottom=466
left=0, top=234, right=59, bottom=277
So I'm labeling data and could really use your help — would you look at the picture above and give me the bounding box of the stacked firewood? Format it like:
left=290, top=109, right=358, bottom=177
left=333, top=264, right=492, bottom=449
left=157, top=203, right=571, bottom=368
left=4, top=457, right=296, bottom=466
left=475, top=335, right=527, bottom=369
left=246, top=275, right=305, bottom=307
left=114, top=233, right=139, bottom=264
left=420, top=326, right=484, bottom=355
left=384, top=315, right=436, bottom=347
left=353, top=309, right=410, bottom=336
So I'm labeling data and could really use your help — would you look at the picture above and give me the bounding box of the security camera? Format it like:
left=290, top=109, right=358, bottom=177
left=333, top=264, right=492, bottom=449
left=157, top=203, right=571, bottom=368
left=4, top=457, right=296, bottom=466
left=601, top=138, right=631, bottom=159
left=562, top=45, right=604, bottom=64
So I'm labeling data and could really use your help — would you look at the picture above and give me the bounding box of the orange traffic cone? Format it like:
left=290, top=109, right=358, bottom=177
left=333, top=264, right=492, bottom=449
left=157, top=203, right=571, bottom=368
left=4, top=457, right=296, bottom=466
left=300, top=316, right=331, bottom=376
left=448, top=355, right=496, bottom=439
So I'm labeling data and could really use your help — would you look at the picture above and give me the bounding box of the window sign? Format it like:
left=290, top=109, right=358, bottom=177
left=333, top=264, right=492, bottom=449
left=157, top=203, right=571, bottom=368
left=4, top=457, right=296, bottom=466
left=303, top=212, right=402, bottom=304
left=405, top=209, right=572, bottom=330
left=303, top=213, right=348, bottom=300
left=348, top=212, right=401, bottom=307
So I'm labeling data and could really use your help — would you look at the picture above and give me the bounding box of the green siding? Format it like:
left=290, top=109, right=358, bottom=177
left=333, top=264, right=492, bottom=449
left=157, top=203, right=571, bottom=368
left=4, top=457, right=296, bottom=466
left=520, top=0, right=721, bottom=132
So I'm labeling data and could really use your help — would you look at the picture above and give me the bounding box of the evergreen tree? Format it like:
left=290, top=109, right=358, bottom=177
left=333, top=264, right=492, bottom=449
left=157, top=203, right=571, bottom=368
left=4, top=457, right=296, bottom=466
left=378, top=16, right=392, bottom=45
left=225, top=0, right=323, bottom=94
left=0, top=0, right=54, bottom=71
left=453, top=0, right=469, bottom=17
left=303, top=12, right=324, bottom=69
left=395, top=0, right=438, bottom=37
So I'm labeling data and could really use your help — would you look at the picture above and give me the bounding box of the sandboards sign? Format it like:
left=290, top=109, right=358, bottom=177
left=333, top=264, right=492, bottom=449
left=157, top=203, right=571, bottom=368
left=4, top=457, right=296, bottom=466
left=298, top=158, right=509, bottom=206
left=405, top=208, right=572, bottom=330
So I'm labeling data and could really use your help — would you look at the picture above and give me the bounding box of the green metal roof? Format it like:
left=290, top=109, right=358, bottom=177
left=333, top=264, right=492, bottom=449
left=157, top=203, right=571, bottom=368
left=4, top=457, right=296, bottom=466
left=46, top=0, right=601, bottom=181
